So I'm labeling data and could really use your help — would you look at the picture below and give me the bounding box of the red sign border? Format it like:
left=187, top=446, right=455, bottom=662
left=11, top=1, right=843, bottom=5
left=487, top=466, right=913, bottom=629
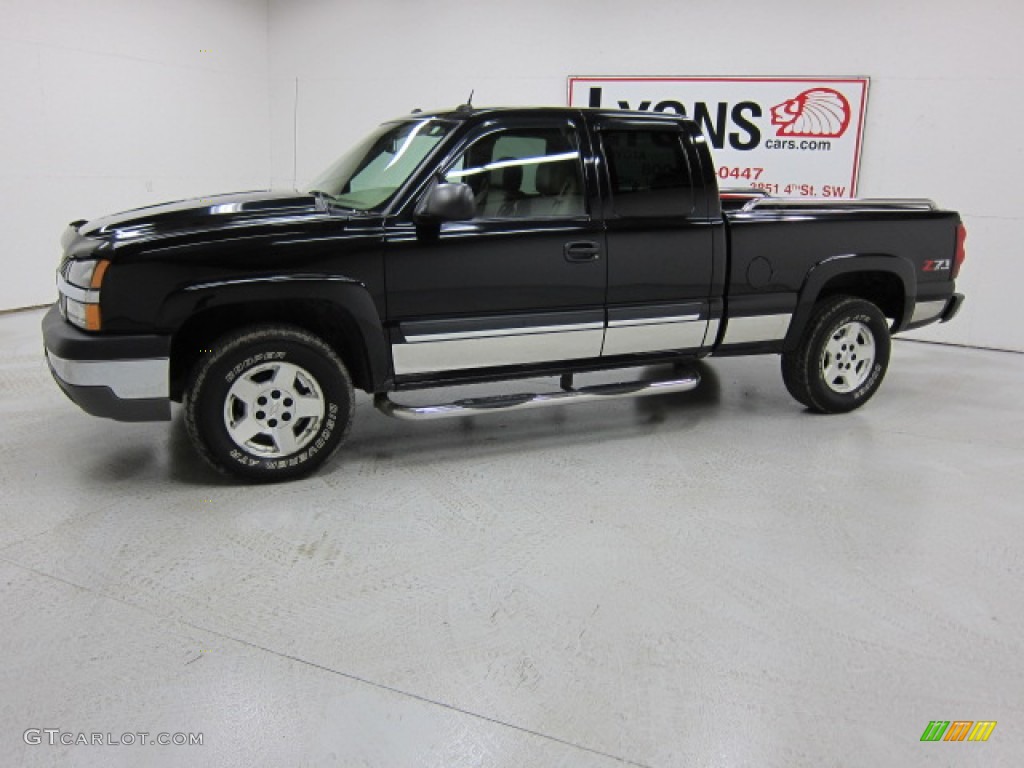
left=567, top=76, right=871, bottom=196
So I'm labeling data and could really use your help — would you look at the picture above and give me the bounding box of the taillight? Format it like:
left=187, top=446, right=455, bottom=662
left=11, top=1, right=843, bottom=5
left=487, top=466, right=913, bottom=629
left=952, top=223, right=967, bottom=279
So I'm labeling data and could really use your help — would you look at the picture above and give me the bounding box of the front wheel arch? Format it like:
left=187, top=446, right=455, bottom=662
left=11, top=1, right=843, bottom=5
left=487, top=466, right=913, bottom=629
left=168, top=297, right=386, bottom=401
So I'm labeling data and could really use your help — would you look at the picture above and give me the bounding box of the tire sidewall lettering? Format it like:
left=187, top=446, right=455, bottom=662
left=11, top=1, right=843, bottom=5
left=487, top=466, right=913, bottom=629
left=186, top=326, right=354, bottom=481
left=192, top=334, right=352, bottom=478
left=225, top=350, right=287, bottom=385
left=782, top=297, right=891, bottom=414
left=214, top=347, right=341, bottom=472
left=225, top=397, right=338, bottom=471
left=852, top=363, right=883, bottom=400
left=819, top=311, right=885, bottom=399
left=799, top=299, right=891, bottom=412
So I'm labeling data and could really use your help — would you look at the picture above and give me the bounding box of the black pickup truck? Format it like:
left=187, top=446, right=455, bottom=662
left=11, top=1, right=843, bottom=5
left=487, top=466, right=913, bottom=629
left=42, top=106, right=966, bottom=480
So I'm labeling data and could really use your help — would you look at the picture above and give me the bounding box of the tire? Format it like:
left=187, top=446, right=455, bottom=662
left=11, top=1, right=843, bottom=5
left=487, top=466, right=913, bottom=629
left=780, top=296, right=891, bottom=414
left=184, top=325, right=354, bottom=481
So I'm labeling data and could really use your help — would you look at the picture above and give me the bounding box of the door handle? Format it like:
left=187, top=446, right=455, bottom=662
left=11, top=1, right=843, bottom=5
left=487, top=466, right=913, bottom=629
left=564, top=241, right=601, bottom=263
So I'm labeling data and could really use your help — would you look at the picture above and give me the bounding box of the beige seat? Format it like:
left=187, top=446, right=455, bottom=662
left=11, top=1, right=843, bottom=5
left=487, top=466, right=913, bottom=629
left=479, top=159, right=526, bottom=218
left=534, top=161, right=582, bottom=217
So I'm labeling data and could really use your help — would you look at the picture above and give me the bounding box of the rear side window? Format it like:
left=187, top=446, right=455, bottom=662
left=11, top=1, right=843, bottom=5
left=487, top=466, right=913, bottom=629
left=602, top=130, right=694, bottom=217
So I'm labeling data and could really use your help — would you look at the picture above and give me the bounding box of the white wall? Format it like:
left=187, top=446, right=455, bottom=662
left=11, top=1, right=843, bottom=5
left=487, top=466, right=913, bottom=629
left=268, top=0, right=1024, bottom=352
left=0, top=0, right=271, bottom=310
left=4, top=0, right=1020, bottom=352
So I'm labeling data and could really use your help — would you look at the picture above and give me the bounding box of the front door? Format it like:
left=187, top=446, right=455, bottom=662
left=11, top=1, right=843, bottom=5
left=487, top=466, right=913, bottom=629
left=385, top=118, right=606, bottom=377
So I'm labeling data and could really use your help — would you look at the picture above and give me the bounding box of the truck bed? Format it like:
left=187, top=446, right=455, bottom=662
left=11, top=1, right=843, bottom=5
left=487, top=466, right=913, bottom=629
left=720, top=194, right=962, bottom=339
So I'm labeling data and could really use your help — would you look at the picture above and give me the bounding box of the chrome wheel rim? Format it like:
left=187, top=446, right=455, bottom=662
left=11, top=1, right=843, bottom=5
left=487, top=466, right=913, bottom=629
left=820, top=321, right=876, bottom=393
left=223, top=361, right=325, bottom=457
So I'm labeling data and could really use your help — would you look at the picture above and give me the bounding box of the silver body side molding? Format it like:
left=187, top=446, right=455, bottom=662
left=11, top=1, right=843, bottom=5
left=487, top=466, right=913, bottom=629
left=721, top=314, right=792, bottom=345
left=392, top=327, right=604, bottom=374
left=404, top=322, right=604, bottom=343
left=602, top=316, right=707, bottom=356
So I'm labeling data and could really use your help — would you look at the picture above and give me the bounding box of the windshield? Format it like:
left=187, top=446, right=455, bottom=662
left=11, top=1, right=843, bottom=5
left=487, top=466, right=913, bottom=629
left=306, top=119, right=453, bottom=211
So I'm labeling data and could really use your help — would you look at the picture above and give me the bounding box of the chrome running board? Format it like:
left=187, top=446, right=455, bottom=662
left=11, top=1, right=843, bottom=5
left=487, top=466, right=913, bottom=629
left=374, top=371, right=701, bottom=421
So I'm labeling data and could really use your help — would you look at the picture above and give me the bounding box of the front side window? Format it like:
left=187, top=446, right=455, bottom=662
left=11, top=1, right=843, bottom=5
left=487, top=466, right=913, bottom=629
left=307, top=119, right=452, bottom=211
left=444, top=125, right=585, bottom=219
left=602, top=129, right=694, bottom=217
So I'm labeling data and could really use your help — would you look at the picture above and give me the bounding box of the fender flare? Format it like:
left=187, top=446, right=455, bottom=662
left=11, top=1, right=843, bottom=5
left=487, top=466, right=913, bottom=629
left=160, top=275, right=391, bottom=390
left=784, top=254, right=917, bottom=351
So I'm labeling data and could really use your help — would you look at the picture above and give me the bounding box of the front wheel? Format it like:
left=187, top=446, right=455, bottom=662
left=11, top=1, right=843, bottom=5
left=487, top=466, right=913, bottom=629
left=781, top=296, right=891, bottom=413
left=184, top=325, right=354, bottom=481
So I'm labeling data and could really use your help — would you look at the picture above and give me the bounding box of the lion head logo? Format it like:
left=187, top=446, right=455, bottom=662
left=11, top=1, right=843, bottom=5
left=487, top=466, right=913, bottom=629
left=771, top=88, right=852, bottom=138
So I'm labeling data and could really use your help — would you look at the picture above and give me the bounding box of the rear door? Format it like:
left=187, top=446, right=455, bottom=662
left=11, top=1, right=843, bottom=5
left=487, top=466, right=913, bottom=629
left=384, top=116, right=607, bottom=377
left=595, top=118, right=716, bottom=356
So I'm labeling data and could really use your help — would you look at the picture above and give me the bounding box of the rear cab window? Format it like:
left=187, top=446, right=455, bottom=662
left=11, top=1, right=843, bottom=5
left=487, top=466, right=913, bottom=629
left=600, top=129, right=695, bottom=217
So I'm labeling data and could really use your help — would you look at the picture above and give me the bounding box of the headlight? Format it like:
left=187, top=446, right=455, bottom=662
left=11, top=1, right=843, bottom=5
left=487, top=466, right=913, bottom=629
left=64, top=297, right=92, bottom=328
left=66, top=258, right=110, bottom=289
left=57, top=258, right=110, bottom=331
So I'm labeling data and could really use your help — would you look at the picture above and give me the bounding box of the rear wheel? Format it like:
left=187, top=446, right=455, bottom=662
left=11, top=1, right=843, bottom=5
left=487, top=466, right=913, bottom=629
left=781, top=296, right=891, bottom=413
left=184, top=325, right=354, bottom=481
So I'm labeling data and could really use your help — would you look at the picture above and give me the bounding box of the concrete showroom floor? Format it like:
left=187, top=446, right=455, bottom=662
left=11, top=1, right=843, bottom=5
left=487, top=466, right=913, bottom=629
left=1, top=306, right=1022, bottom=768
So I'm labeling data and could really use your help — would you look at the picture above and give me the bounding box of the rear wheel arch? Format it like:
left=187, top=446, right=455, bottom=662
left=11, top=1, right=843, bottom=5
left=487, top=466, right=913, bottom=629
left=784, top=256, right=914, bottom=351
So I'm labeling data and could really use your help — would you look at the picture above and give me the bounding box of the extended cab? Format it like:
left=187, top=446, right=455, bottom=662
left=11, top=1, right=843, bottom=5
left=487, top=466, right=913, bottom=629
left=42, top=106, right=966, bottom=480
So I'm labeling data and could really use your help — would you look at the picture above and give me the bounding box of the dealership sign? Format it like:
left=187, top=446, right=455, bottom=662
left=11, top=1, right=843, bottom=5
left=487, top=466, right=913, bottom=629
left=568, top=77, right=869, bottom=198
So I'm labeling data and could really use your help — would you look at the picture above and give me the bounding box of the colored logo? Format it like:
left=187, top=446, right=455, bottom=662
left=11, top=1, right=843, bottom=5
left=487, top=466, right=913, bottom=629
left=771, top=88, right=852, bottom=138
left=920, top=721, right=997, bottom=742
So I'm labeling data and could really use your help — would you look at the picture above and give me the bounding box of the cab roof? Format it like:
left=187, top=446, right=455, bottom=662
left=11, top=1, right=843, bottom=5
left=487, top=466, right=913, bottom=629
left=402, top=105, right=691, bottom=124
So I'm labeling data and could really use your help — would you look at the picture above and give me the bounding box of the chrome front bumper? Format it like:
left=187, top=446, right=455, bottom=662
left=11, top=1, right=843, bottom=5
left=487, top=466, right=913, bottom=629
left=41, top=305, right=172, bottom=422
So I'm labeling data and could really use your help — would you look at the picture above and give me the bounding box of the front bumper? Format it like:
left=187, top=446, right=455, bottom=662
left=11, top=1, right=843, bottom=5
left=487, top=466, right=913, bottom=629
left=41, top=305, right=172, bottom=422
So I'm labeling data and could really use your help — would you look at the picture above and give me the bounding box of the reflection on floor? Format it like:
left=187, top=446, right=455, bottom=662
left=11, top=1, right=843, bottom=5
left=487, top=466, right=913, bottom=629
left=3, top=308, right=1022, bottom=767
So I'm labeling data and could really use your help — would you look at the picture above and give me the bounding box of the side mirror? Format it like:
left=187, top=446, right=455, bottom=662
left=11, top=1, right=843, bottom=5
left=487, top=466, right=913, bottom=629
left=415, top=182, right=476, bottom=223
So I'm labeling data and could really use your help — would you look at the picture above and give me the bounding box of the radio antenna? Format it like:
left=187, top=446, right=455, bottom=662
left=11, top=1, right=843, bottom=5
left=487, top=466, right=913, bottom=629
left=455, top=90, right=475, bottom=114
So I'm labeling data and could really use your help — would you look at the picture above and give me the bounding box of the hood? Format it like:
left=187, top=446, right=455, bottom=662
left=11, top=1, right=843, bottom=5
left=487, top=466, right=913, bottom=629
left=80, top=190, right=324, bottom=243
